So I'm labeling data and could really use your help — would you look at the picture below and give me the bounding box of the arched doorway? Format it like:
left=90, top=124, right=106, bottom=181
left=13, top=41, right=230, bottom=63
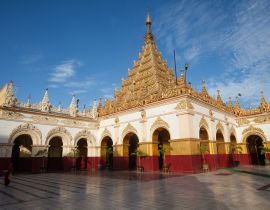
left=216, top=130, right=225, bottom=154
left=47, top=137, right=63, bottom=171
left=123, top=133, right=139, bottom=170
left=199, top=127, right=210, bottom=152
left=76, top=138, right=88, bottom=170
left=11, top=134, right=33, bottom=173
left=229, top=133, right=237, bottom=166
left=101, top=136, right=113, bottom=169
left=152, top=128, right=170, bottom=170
left=247, top=135, right=265, bottom=165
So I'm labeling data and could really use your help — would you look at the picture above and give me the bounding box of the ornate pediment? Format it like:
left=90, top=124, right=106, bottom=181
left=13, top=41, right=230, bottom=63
left=46, top=126, right=72, bottom=143
left=242, top=125, right=264, bottom=136
left=122, top=123, right=137, bottom=137
left=32, top=115, right=58, bottom=124
left=216, top=121, right=224, bottom=133
left=150, top=117, right=169, bottom=133
left=100, top=128, right=112, bottom=140
left=175, top=99, right=194, bottom=110
left=199, top=116, right=209, bottom=129
left=237, top=118, right=250, bottom=126
left=74, top=129, right=95, bottom=145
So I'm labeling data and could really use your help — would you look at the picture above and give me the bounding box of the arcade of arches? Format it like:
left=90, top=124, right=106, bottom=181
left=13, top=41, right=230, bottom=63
left=7, top=127, right=270, bottom=173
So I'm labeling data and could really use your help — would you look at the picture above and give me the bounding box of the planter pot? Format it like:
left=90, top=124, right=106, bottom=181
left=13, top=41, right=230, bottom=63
left=202, top=164, right=208, bottom=171
left=234, top=161, right=240, bottom=167
left=264, top=159, right=270, bottom=165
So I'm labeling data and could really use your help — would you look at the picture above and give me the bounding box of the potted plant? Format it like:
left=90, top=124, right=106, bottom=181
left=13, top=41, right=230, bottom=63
left=65, top=148, right=80, bottom=171
left=105, top=147, right=113, bottom=170
left=230, top=144, right=242, bottom=167
left=199, top=144, right=209, bottom=172
left=131, top=149, right=147, bottom=172
left=259, top=146, right=270, bottom=165
left=35, top=148, right=48, bottom=173
left=158, top=145, right=173, bottom=172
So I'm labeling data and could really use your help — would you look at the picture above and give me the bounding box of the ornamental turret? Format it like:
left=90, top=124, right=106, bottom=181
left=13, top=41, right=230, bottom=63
left=69, top=95, right=78, bottom=117
left=144, top=14, right=154, bottom=44
left=41, top=88, right=51, bottom=112
left=92, top=98, right=98, bottom=119
left=259, top=91, right=268, bottom=112
left=3, top=81, right=17, bottom=107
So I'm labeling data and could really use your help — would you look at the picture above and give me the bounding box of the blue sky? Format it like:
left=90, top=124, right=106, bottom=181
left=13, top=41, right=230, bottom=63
left=0, top=0, right=269, bottom=110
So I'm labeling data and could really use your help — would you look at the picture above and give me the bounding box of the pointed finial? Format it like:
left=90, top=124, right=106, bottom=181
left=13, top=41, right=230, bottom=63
left=259, top=91, right=268, bottom=112
left=69, top=94, right=78, bottom=117
left=228, top=97, right=233, bottom=110
left=41, top=88, right=51, bottom=112
left=217, top=89, right=223, bottom=103
left=144, top=13, right=154, bottom=44
left=235, top=96, right=241, bottom=109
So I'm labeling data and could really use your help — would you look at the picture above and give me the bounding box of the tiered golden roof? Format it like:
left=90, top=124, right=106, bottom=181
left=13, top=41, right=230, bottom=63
left=98, top=15, right=269, bottom=117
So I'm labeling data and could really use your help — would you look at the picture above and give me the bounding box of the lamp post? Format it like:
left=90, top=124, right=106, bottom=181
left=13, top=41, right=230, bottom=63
left=185, top=63, right=188, bottom=85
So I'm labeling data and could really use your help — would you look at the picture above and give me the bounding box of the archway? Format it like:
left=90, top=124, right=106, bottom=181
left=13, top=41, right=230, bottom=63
left=216, top=130, right=225, bottom=154
left=47, top=137, right=63, bottom=171
left=101, top=136, right=113, bottom=169
left=123, top=133, right=139, bottom=170
left=199, top=127, right=210, bottom=153
left=247, top=135, right=265, bottom=165
left=76, top=138, right=88, bottom=170
left=11, top=134, right=33, bottom=173
left=152, top=128, right=170, bottom=170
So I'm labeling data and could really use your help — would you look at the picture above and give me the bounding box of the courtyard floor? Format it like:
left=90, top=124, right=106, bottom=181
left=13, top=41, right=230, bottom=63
left=0, top=166, right=270, bottom=210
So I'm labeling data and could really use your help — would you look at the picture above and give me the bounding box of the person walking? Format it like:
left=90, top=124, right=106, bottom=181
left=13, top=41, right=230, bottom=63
left=4, top=163, right=13, bottom=186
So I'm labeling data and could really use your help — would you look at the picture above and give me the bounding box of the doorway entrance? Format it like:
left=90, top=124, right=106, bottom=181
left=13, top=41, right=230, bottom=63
left=77, top=138, right=88, bottom=170
left=247, top=135, right=265, bottom=165
left=123, top=133, right=139, bottom=170
left=11, top=134, right=33, bottom=173
left=47, top=137, right=63, bottom=171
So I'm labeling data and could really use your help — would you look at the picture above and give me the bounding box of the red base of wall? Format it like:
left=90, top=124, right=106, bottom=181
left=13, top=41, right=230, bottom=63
left=3, top=153, right=264, bottom=174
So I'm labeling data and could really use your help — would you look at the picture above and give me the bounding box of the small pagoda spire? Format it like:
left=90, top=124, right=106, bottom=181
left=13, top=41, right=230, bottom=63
left=69, top=95, right=78, bottom=117
left=58, top=101, right=62, bottom=112
left=144, top=14, right=154, bottom=44
left=27, top=95, right=31, bottom=108
left=41, top=88, right=51, bottom=112
left=228, top=97, right=234, bottom=110
left=259, top=91, right=268, bottom=112
left=178, top=68, right=185, bottom=87
left=4, top=80, right=17, bottom=107
left=216, top=90, right=223, bottom=104
left=83, top=104, right=86, bottom=116
left=235, top=96, right=241, bottom=110
left=97, top=98, right=103, bottom=116
left=201, top=80, right=208, bottom=96
left=92, top=98, right=98, bottom=119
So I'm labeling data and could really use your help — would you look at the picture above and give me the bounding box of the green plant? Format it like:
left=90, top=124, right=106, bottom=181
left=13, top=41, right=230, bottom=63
left=158, top=145, right=173, bottom=167
left=259, top=146, right=270, bottom=155
left=199, top=144, right=209, bottom=165
left=230, top=144, right=243, bottom=154
left=35, top=149, right=48, bottom=172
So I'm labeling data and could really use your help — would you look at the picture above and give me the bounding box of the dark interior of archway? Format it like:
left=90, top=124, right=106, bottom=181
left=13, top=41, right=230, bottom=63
left=216, top=131, right=224, bottom=141
left=199, top=128, right=208, bottom=140
left=11, top=134, right=33, bottom=173
left=247, top=135, right=265, bottom=165
left=105, top=137, right=113, bottom=169
left=129, top=134, right=139, bottom=170
left=76, top=138, right=88, bottom=170
left=230, top=135, right=236, bottom=144
left=156, top=129, right=170, bottom=170
left=47, top=137, right=63, bottom=171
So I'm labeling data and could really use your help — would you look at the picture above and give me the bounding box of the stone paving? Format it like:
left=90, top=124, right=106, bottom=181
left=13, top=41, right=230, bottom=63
left=0, top=167, right=270, bottom=210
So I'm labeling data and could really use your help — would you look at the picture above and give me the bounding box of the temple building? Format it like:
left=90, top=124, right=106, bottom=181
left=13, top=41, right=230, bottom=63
left=0, top=15, right=270, bottom=173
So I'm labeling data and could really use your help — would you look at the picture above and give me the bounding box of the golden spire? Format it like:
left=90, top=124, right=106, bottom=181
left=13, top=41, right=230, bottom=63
left=235, top=96, right=241, bottom=110
left=201, top=80, right=208, bottom=96
left=178, top=68, right=185, bottom=87
left=259, top=91, right=268, bottom=112
left=228, top=97, right=234, bottom=110
left=144, top=14, right=154, bottom=44
left=216, top=90, right=223, bottom=104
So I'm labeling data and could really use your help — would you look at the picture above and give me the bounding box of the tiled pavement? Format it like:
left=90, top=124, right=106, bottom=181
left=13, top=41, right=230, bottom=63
left=0, top=168, right=270, bottom=210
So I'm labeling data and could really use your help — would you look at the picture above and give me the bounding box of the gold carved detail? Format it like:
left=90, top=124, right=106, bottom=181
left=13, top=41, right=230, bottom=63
left=253, top=115, right=270, bottom=123
left=175, top=99, right=194, bottom=110
left=32, top=115, right=58, bottom=124
left=0, top=110, right=24, bottom=120
left=237, top=118, right=250, bottom=126
left=242, top=125, right=264, bottom=136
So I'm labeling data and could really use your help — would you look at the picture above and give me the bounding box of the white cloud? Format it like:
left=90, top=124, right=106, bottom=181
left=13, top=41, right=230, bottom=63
left=21, top=53, right=42, bottom=64
left=155, top=0, right=270, bottom=106
left=49, top=59, right=80, bottom=83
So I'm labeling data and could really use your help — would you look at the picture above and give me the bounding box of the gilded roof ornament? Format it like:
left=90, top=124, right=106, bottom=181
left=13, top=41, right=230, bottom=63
left=69, top=95, right=78, bottom=117
left=41, top=88, right=51, bottom=112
